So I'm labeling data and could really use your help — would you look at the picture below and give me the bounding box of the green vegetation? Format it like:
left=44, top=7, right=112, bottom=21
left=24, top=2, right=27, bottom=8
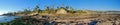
left=5, top=5, right=90, bottom=15
left=0, top=17, right=50, bottom=25
left=1, top=5, right=92, bottom=25
left=32, top=5, right=41, bottom=14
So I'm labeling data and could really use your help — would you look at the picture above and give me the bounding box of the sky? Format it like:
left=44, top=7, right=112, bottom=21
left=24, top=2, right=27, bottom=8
left=0, top=0, right=120, bottom=15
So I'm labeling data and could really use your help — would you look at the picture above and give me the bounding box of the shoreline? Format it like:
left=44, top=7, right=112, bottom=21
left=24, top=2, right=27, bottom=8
left=0, top=14, right=120, bottom=25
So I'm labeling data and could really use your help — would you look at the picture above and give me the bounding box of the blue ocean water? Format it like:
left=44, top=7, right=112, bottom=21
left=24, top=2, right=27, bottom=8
left=0, top=16, right=18, bottom=22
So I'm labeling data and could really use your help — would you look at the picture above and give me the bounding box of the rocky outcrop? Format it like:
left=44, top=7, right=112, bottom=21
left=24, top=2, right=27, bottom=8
left=56, top=8, right=67, bottom=14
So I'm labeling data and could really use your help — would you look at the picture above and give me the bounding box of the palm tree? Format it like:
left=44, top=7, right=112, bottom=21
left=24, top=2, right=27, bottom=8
left=44, top=6, right=50, bottom=13
left=32, top=5, right=41, bottom=14
left=49, top=8, right=55, bottom=14
left=69, top=7, right=74, bottom=14
left=45, top=6, right=50, bottom=11
left=23, top=9, right=31, bottom=14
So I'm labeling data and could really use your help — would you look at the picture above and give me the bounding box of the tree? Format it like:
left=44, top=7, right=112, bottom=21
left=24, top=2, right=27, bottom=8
left=56, top=6, right=60, bottom=10
left=23, top=9, right=31, bottom=14
left=32, top=5, right=41, bottom=14
left=49, top=8, right=55, bottom=14
left=43, top=6, right=50, bottom=13
left=65, top=6, right=69, bottom=10
left=69, top=7, right=74, bottom=13
left=45, top=6, right=50, bottom=11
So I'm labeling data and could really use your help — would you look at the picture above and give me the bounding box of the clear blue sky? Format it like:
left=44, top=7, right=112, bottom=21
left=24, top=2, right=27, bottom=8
left=0, top=0, right=120, bottom=15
